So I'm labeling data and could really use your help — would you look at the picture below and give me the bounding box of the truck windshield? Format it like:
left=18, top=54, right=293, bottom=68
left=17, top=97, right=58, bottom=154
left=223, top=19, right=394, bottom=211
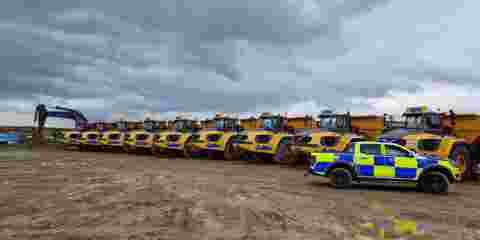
left=215, top=119, right=236, bottom=130
left=262, top=117, right=281, bottom=130
left=144, top=121, right=154, bottom=131
left=175, top=120, right=192, bottom=131
left=403, top=113, right=441, bottom=129
left=318, top=116, right=336, bottom=129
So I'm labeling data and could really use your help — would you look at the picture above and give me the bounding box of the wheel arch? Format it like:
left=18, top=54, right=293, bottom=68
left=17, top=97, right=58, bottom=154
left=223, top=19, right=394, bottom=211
left=420, top=166, right=455, bottom=183
left=325, top=162, right=356, bottom=178
left=222, top=133, right=237, bottom=147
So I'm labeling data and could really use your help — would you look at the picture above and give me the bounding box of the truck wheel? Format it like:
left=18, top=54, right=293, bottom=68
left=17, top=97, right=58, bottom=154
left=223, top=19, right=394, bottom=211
left=328, top=168, right=353, bottom=189
left=451, top=145, right=472, bottom=180
left=183, top=138, right=194, bottom=158
left=151, top=146, right=164, bottom=158
left=273, top=141, right=297, bottom=165
left=419, top=171, right=449, bottom=194
left=224, top=139, right=241, bottom=161
left=123, top=145, right=132, bottom=154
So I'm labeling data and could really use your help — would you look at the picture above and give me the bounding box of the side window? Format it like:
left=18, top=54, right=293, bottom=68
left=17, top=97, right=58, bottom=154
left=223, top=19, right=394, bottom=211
left=385, top=144, right=411, bottom=157
left=359, top=144, right=382, bottom=155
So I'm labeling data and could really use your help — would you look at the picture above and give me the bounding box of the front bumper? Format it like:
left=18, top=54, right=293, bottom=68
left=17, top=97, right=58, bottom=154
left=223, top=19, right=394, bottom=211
left=65, top=140, right=81, bottom=145
left=236, top=141, right=275, bottom=154
left=192, top=140, right=224, bottom=151
left=81, top=140, right=102, bottom=146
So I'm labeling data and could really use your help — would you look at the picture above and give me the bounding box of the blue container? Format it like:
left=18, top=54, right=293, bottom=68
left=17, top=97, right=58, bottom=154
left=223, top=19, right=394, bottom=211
left=0, top=132, right=20, bottom=144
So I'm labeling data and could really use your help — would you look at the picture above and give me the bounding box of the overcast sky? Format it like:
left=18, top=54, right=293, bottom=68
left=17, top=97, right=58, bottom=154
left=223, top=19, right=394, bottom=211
left=2, top=0, right=480, bottom=127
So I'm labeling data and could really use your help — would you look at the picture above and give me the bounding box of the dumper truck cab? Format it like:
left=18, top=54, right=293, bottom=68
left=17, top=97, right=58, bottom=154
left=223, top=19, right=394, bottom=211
left=308, top=141, right=460, bottom=193
left=79, top=122, right=104, bottom=151
left=63, top=130, right=82, bottom=149
left=123, top=119, right=166, bottom=154
left=99, top=121, right=128, bottom=151
left=289, top=110, right=366, bottom=165
left=236, top=112, right=295, bottom=161
left=378, top=106, right=472, bottom=178
left=152, top=117, right=201, bottom=158
left=190, top=113, right=244, bottom=160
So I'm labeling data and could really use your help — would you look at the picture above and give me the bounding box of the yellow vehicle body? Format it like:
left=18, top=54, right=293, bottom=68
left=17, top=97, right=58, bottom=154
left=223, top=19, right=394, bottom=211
left=292, top=111, right=378, bottom=164
left=237, top=130, right=292, bottom=155
left=294, top=131, right=364, bottom=155
left=152, top=131, right=196, bottom=157
left=99, top=130, right=125, bottom=150
left=351, top=115, right=386, bottom=140
left=378, top=106, right=475, bottom=179
left=123, top=130, right=154, bottom=153
left=192, top=130, right=237, bottom=152
left=79, top=130, right=103, bottom=150
left=63, top=130, right=82, bottom=147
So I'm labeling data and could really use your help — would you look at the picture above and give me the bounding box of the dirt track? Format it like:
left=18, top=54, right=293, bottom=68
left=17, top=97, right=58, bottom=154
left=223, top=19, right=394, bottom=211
left=1, top=147, right=480, bottom=240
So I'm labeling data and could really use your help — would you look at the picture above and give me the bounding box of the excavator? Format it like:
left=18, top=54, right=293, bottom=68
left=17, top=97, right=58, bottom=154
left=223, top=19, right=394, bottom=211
left=33, top=104, right=88, bottom=146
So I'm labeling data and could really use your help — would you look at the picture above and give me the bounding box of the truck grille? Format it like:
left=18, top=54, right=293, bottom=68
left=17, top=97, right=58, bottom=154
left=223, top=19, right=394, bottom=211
left=255, top=135, right=272, bottom=143
left=167, top=134, right=180, bottom=142
left=87, top=134, right=98, bottom=140
left=136, top=134, right=149, bottom=141
left=207, top=134, right=222, bottom=142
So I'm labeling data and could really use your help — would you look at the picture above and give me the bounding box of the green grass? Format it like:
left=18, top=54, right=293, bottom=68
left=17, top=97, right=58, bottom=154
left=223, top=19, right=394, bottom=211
left=0, top=144, right=33, bottom=161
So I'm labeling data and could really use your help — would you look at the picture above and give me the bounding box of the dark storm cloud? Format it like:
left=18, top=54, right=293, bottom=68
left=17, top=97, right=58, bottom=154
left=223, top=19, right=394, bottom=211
left=6, top=0, right=473, bottom=118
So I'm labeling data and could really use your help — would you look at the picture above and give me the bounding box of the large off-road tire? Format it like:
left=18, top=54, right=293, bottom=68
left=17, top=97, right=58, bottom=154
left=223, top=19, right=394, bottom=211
left=183, top=138, right=194, bottom=159
left=419, top=171, right=449, bottom=194
left=123, top=144, right=134, bottom=154
left=273, top=141, right=298, bottom=165
left=207, top=151, right=219, bottom=160
left=151, top=146, right=165, bottom=158
left=450, top=145, right=472, bottom=180
left=328, top=168, right=353, bottom=189
left=224, top=139, right=242, bottom=161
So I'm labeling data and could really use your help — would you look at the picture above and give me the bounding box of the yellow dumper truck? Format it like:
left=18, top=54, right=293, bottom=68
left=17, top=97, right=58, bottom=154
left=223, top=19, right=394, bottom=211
left=378, top=106, right=480, bottom=180
left=189, top=113, right=244, bottom=160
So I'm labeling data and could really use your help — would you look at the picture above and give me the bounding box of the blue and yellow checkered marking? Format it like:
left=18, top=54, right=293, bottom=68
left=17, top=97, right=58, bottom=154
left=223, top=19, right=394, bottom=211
left=311, top=152, right=443, bottom=180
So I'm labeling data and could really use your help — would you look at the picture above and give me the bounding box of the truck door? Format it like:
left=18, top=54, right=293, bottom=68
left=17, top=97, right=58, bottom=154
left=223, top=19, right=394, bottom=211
left=354, top=143, right=383, bottom=178
left=384, top=144, right=417, bottom=179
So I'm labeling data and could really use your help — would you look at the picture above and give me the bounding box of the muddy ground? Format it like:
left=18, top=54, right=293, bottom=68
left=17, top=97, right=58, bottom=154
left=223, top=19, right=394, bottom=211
left=1, top=146, right=480, bottom=240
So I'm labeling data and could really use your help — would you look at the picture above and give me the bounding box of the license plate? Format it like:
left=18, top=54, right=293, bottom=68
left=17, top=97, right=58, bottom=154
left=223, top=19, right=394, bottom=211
left=168, top=143, right=178, bottom=148
left=88, top=140, right=97, bottom=144
left=109, top=140, right=120, bottom=144
left=137, top=141, right=145, bottom=145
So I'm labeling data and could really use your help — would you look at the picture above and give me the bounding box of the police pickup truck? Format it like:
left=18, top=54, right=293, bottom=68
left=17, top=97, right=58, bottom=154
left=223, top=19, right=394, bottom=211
left=307, top=141, right=460, bottom=194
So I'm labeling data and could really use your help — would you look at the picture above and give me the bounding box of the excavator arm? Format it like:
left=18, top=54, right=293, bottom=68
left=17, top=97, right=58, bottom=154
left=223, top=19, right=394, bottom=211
left=33, top=104, right=89, bottom=145
left=34, top=104, right=88, bottom=129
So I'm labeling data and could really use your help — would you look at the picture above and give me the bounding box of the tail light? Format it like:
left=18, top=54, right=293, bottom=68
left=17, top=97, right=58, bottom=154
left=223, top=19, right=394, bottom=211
left=399, top=139, right=407, bottom=146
